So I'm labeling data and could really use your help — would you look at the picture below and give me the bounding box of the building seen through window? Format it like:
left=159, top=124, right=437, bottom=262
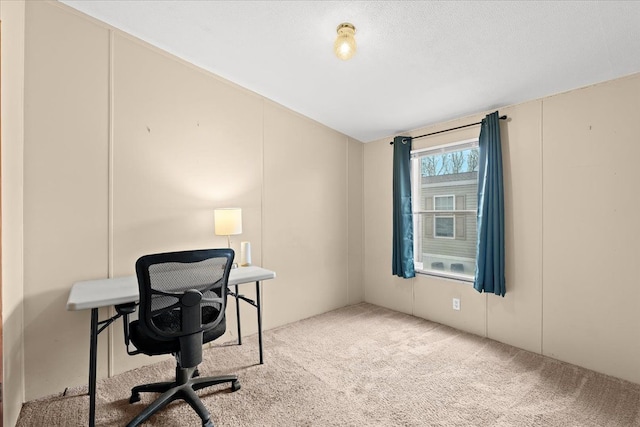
left=411, top=139, right=479, bottom=280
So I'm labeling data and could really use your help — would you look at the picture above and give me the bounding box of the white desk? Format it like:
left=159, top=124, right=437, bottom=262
left=67, top=265, right=276, bottom=427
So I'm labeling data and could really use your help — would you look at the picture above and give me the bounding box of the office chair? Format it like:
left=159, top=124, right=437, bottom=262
left=118, top=248, right=240, bottom=427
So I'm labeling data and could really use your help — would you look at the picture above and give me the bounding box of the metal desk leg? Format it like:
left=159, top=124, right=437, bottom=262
left=256, top=280, right=263, bottom=364
left=88, top=308, right=99, bottom=427
left=235, top=284, right=242, bottom=345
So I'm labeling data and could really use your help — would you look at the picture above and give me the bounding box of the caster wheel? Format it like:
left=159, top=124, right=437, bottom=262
left=202, top=419, right=214, bottom=427
left=231, top=380, right=241, bottom=392
left=129, top=392, right=141, bottom=404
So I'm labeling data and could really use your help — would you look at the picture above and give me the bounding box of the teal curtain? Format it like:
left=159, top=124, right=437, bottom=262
left=474, top=112, right=505, bottom=296
left=392, top=136, right=415, bottom=278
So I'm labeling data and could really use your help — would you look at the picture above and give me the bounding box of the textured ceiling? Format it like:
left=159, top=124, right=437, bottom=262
left=60, top=1, right=640, bottom=142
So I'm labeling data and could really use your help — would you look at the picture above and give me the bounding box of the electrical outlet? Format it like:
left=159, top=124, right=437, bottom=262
left=452, top=298, right=461, bottom=311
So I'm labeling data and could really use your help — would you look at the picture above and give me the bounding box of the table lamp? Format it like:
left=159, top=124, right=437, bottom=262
left=214, top=208, right=243, bottom=249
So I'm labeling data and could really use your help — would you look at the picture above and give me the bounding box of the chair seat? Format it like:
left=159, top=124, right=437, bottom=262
left=130, top=311, right=226, bottom=356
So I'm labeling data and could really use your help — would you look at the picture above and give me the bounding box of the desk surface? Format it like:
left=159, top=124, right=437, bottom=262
left=67, top=266, right=276, bottom=311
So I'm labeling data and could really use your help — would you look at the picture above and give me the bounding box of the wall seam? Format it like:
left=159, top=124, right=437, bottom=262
left=539, top=99, right=544, bottom=356
left=18, top=0, right=28, bottom=411
left=412, top=278, right=416, bottom=317
left=485, top=294, right=488, bottom=337
left=106, top=28, right=115, bottom=377
left=360, top=142, right=364, bottom=304
left=361, top=145, right=367, bottom=303
left=346, top=137, right=350, bottom=305
left=260, top=98, right=265, bottom=301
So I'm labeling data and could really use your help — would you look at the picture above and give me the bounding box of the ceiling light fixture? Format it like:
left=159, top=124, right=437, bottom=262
left=334, top=23, right=357, bottom=60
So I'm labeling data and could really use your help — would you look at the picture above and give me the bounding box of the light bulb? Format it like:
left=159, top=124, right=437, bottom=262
left=334, top=23, right=356, bottom=61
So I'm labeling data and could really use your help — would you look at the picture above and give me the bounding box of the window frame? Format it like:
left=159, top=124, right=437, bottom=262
left=410, top=138, right=479, bottom=282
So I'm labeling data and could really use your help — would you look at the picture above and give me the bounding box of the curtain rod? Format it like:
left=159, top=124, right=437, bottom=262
left=389, top=115, right=508, bottom=145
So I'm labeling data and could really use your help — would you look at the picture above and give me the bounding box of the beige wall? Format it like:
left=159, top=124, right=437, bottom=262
left=23, top=0, right=110, bottom=399
left=1, top=1, right=26, bottom=425
left=363, top=72, right=640, bottom=384
left=109, top=32, right=265, bottom=374
left=17, top=0, right=363, bottom=402
left=263, top=101, right=348, bottom=325
left=541, top=76, right=640, bottom=382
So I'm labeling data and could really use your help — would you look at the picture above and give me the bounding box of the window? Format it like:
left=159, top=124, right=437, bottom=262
left=434, top=195, right=454, bottom=210
left=410, top=139, right=479, bottom=281
left=434, top=196, right=455, bottom=238
left=434, top=215, right=454, bottom=238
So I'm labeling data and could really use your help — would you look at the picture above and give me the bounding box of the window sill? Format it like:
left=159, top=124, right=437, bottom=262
left=415, top=269, right=474, bottom=284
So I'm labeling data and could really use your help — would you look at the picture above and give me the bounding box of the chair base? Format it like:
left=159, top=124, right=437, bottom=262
left=126, top=366, right=240, bottom=427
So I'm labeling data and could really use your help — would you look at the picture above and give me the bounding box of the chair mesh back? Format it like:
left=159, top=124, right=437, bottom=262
left=136, top=250, right=233, bottom=340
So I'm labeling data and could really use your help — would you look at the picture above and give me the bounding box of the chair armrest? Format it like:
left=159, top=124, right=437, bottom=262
left=115, top=302, right=137, bottom=315
left=115, top=302, right=141, bottom=356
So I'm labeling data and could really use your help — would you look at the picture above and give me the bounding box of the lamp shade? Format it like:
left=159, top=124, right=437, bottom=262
left=214, top=208, right=243, bottom=236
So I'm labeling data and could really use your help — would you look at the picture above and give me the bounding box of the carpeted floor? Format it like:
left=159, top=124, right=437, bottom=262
left=17, top=303, right=640, bottom=426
